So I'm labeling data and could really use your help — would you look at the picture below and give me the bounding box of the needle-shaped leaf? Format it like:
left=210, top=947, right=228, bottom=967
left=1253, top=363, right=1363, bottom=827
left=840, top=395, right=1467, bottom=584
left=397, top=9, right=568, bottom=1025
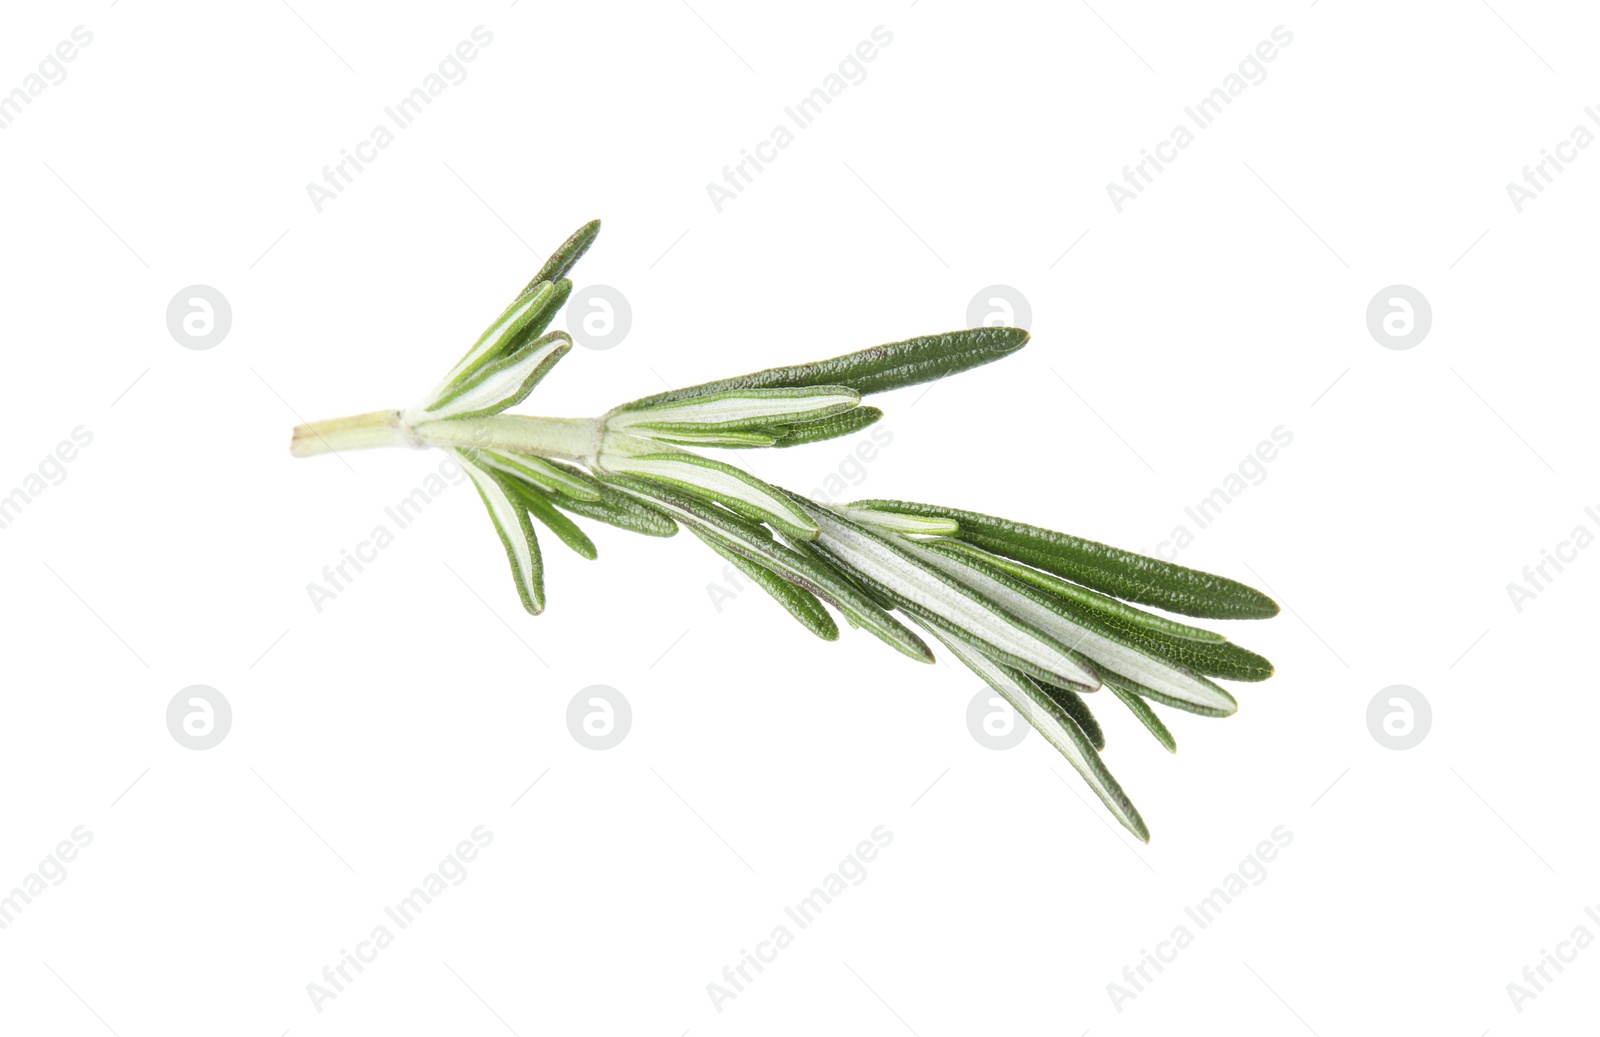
left=629, top=429, right=779, bottom=449
left=600, top=452, right=819, bottom=541
left=931, top=540, right=1224, bottom=642
left=766, top=406, right=884, bottom=447
left=912, top=541, right=1236, bottom=714
left=924, top=622, right=1147, bottom=841
left=423, top=331, right=572, bottom=421
left=544, top=469, right=679, bottom=538
left=520, top=219, right=600, bottom=294
left=610, top=385, right=861, bottom=430
left=693, top=528, right=839, bottom=641
left=837, top=506, right=959, bottom=537
left=457, top=451, right=544, bottom=615
left=607, top=477, right=933, bottom=663
left=930, top=542, right=1272, bottom=682
left=1106, top=678, right=1176, bottom=753
left=619, top=327, right=1030, bottom=409
left=509, top=482, right=598, bottom=560
left=476, top=449, right=603, bottom=502
left=1035, top=678, right=1106, bottom=751
left=801, top=505, right=1100, bottom=691
left=851, top=500, right=1280, bottom=620
left=424, top=281, right=559, bottom=405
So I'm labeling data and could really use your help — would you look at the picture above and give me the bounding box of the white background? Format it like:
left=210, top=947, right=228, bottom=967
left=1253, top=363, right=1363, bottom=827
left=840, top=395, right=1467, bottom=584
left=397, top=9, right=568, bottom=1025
left=1, top=1, right=1595, bottom=1033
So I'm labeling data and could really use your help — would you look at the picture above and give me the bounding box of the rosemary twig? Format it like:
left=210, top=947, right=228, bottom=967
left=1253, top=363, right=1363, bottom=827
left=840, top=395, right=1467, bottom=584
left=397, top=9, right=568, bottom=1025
left=290, top=219, right=1280, bottom=842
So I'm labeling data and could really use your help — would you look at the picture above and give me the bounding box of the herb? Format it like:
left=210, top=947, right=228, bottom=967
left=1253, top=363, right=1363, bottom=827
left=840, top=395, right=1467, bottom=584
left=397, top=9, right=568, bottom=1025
left=290, top=220, right=1279, bottom=841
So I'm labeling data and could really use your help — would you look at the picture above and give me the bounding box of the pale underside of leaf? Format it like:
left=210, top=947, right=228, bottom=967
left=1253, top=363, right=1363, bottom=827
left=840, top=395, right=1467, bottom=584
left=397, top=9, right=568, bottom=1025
left=610, top=385, right=861, bottom=430
left=510, top=482, right=598, bottom=560
left=602, top=476, right=932, bottom=663
left=802, top=506, right=1099, bottom=691
left=924, top=622, right=1148, bottom=842
left=836, top=505, right=960, bottom=537
left=600, top=452, right=819, bottom=541
left=423, top=331, right=571, bottom=421
left=929, top=539, right=1225, bottom=642
left=910, top=543, right=1236, bottom=715
left=424, top=281, right=557, bottom=408
left=849, top=499, right=1279, bottom=620
left=477, top=449, right=603, bottom=501
left=630, top=429, right=778, bottom=448
left=456, top=451, right=544, bottom=614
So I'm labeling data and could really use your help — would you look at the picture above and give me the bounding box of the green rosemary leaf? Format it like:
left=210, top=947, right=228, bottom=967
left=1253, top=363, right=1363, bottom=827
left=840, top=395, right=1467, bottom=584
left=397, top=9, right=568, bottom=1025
left=510, top=483, right=598, bottom=561
left=1106, top=678, right=1176, bottom=753
left=522, top=219, right=600, bottom=293
left=630, top=429, right=779, bottom=449
left=426, top=281, right=558, bottom=403
left=610, top=479, right=933, bottom=662
left=457, top=452, right=544, bottom=614
left=911, top=540, right=1236, bottom=714
left=924, top=623, right=1147, bottom=842
left=766, top=406, right=883, bottom=447
left=545, top=478, right=679, bottom=538
left=610, top=385, right=861, bottom=429
left=476, top=449, right=603, bottom=502
left=926, top=541, right=1272, bottom=685
left=1035, top=679, right=1106, bottom=751
left=504, top=277, right=571, bottom=352
left=693, top=528, right=839, bottom=641
left=851, top=500, right=1280, bottom=620
left=930, top=542, right=1273, bottom=682
left=618, top=327, right=1030, bottom=409
left=802, top=505, right=1100, bottom=690
left=931, top=540, right=1223, bottom=642
left=837, top=505, right=959, bottom=537
left=601, top=452, right=819, bottom=541
left=423, top=331, right=572, bottom=421
left=776, top=531, right=898, bottom=612
left=1092, top=665, right=1236, bottom=718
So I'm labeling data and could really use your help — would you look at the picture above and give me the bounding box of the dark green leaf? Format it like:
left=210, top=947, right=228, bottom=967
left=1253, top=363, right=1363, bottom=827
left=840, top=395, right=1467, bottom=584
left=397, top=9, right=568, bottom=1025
left=693, top=528, right=839, bottom=641
left=522, top=219, right=600, bottom=294
left=853, top=500, right=1280, bottom=620
left=510, top=483, right=598, bottom=560
left=933, top=541, right=1273, bottom=681
left=607, top=477, right=933, bottom=663
left=1106, top=677, right=1176, bottom=753
left=543, top=462, right=678, bottom=537
left=618, top=326, right=1030, bottom=409
left=768, top=406, right=884, bottom=447
left=1035, top=679, right=1105, bottom=751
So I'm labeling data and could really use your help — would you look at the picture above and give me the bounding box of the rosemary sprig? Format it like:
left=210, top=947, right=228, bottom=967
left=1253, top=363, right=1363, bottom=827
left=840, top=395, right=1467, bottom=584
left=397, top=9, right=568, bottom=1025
left=290, top=220, right=1280, bottom=842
